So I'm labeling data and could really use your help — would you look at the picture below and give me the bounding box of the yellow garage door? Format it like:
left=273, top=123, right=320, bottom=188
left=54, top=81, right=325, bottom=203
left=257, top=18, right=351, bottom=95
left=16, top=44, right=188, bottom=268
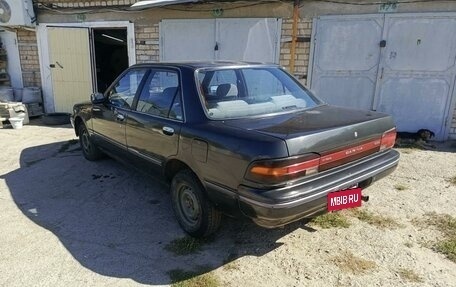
left=48, top=27, right=93, bottom=113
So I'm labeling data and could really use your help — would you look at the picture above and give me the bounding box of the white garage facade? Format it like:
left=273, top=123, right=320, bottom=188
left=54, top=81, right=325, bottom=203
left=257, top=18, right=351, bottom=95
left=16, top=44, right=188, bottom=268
left=4, top=0, right=456, bottom=140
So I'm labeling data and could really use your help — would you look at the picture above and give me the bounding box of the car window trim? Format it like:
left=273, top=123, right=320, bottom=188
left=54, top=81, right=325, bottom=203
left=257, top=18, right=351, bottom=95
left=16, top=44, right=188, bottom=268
left=104, top=67, right=151, bottom=110
left=131, top=67, right=185, bottom=122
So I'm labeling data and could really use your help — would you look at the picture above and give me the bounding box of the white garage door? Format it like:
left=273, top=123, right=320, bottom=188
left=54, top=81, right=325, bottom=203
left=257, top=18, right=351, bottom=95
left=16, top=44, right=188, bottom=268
left=160, top=19, right=216, bottom=61
left=310, top=15, right=384, bottom=110
left=160, top=18, right=281, bottom=63
left=48, top=27, right=93, bottom=113
left=311, top=13, right=456, bottom=140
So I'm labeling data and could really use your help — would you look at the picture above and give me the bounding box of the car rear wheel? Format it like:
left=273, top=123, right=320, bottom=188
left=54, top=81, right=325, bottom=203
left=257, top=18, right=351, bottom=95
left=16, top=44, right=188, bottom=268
left=171, top=169, right=221, bottom=237
left=78, top=124, right=103, bottom=161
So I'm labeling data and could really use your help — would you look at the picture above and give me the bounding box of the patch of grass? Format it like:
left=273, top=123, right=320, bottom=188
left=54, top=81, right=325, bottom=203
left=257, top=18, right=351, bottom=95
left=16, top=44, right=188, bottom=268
left=222, top=252, right=241, bottom=271
left=58, top=139, right=78, bottom=153
left=168, top=268, right=219, bottom=287
left=310, top=212, right=350, bottom=229
left=420, top=213, right=456, bottom=263
left=331, top=251, right=376, bottom=274
left=397, top=268, right=423, bottom=283
left=435, top=239, right=456, bottom=262
left=223, top=261, right=240, bottom=271
left=396, top=143, right=426, bottom=150
left=422, top=213, right=456, bottom=238
left=394, top=184, right=409, bottom=191
left=447, top=175, right=456, bottom=186
left=349, top=208, right=401, bottom=229
left=399, top=149, right=413, bottom=154
left=165, top=236, right=207, bottom=256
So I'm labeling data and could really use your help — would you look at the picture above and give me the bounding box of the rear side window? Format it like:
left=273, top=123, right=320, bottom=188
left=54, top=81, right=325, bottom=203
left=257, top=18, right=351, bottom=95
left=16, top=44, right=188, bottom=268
left=243, top=69, right=291, bottom=99
left=108, top=69, right=147, bottom=108
left=136, top=70, right=183, bottom=120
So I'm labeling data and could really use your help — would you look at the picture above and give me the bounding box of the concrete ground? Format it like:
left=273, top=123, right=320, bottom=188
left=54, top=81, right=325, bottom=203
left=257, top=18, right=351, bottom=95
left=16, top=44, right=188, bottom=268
left=1, top=120, right=456, bottom=287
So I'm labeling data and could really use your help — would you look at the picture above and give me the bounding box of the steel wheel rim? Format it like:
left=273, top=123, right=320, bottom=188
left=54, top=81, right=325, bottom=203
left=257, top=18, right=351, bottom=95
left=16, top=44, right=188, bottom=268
left=178, top=185, right=200, bottom=227
left=81, top=129, right=91, bottom=154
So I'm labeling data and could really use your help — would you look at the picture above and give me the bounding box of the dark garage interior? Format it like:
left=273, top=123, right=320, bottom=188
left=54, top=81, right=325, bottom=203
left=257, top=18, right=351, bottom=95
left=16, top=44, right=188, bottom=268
left=93, top=28, right=129, bottom=93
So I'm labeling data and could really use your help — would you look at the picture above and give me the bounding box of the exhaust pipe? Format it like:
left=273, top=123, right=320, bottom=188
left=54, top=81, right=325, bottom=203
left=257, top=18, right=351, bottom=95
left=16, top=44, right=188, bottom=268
left=361, top=195, right=369, bottom=202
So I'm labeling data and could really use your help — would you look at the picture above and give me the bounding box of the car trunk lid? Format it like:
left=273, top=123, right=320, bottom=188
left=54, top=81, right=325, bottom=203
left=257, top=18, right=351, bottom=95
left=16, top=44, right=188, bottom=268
left=223, top=105, right=395, bottom=161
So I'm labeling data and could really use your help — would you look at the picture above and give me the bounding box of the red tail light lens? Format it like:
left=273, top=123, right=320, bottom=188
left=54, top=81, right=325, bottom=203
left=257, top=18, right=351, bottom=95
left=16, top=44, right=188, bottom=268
left=246, top=154, right=320, bottom=184
left=246, top=131, right=396, bottom=184
left=380, top=128, right=397, bottom=151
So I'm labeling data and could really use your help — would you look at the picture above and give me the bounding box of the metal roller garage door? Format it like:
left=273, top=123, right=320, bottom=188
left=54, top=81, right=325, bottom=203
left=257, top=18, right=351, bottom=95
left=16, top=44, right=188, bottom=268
left=160, top=18, right=282, bottom=63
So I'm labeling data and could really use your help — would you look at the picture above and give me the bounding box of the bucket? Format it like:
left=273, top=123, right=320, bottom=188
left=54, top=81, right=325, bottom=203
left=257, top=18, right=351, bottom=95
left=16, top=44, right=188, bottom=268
left=22, top=87, right=42, bottom=104
left=0, top=87, right=14, bottom=102
left=9, top=117, right=24, bottom=129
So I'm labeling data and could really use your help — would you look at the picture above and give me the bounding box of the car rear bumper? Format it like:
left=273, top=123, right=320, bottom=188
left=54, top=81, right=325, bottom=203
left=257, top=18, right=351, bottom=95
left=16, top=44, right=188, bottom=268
left=206, top=149, right=399, bottom=228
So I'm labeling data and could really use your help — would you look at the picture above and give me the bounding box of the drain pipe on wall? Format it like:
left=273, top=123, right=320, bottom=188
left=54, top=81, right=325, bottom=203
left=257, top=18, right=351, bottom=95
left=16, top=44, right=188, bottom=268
left=289, top=0, right=300, bottom=75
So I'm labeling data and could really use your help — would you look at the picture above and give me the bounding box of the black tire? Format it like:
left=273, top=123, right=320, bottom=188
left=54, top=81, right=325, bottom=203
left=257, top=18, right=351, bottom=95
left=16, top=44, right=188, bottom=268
left=78, top=124, right=103, bottom=161
left=171, top=169, right=222, bottom=237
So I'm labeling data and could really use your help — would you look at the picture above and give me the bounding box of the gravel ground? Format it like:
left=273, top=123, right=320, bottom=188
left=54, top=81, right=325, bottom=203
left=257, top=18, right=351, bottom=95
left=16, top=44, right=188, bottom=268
left=0, top=120, right=455, bottom=287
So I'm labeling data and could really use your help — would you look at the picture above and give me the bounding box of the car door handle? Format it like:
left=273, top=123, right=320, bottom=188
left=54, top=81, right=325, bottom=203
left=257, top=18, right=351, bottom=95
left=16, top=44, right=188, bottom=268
left=116, top=113, right=125, bottom=121
left=162, top=126, right=174, bottom=136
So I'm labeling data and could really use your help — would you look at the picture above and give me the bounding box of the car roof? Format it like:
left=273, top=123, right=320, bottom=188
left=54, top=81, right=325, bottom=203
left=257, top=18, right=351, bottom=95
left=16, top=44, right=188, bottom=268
left=130, top=61, right=280, bottom=70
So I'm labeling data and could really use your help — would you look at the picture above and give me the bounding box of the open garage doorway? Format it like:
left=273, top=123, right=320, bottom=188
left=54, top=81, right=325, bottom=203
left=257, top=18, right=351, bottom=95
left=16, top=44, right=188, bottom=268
left=92, top=28, right=129, bottom=93
left=39, top=22, right=135, bottom=113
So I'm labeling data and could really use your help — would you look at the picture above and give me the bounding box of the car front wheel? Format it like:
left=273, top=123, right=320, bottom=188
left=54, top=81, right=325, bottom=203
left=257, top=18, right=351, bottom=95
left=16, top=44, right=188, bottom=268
left=78, top=124, right=103, bottom=161
left=171, top=169, right=221, bottom=237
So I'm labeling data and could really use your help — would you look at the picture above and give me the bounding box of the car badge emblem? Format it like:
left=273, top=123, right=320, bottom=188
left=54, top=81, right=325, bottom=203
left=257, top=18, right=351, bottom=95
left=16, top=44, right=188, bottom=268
left=354, top=132, right=358, bottom=138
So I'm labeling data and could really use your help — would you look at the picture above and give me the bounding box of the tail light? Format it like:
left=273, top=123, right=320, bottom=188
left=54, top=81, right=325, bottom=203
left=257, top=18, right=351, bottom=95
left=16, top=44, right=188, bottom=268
left=380, top=128, right=397, bottom=151
left=246, top=128, right=396, bottom=184
left=246, top=154, right=320, bottom=184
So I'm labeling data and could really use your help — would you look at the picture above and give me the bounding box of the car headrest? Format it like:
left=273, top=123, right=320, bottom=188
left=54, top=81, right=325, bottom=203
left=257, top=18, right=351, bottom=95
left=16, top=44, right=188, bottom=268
left=216, top=83, right=238, bottom=98
left=162, top=87, right=178, bottom=99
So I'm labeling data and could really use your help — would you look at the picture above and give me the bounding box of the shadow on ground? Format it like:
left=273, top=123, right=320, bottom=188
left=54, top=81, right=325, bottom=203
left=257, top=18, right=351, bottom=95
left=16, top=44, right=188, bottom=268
left=1, top=117, right=73, bottom=129
left=395, top=140, right=456, bottom=153
left=2, top=140, right=315, bottom=285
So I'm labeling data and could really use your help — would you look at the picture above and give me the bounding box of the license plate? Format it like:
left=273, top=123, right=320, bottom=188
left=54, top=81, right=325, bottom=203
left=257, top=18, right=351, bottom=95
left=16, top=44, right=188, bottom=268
left=327, top=188, right=362, bottom=211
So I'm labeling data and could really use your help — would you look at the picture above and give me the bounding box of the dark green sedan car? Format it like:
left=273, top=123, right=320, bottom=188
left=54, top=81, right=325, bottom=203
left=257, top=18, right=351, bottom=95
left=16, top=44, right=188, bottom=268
left=72, top=62, right=399, bottom=237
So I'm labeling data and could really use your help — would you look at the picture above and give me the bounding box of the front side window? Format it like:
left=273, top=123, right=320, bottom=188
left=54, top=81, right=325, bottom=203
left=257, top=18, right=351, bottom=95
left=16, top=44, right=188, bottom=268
left=136, top=70, right=182, bottom=120
left=197, top=67, right=320, bottom=119
left=108, top=69, right=147, bottom=109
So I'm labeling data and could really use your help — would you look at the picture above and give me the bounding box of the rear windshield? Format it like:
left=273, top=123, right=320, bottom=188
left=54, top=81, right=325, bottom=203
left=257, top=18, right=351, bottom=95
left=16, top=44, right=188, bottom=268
left=196, top=67, right=320, bottom=119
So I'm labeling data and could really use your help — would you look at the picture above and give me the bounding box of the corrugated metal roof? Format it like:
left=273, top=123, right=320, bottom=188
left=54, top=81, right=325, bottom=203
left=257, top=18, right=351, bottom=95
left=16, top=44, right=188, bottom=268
left=34, top=0, right=290, bottom=9
left=131, top=0, right=289, bottom=9
left=131, top=0, right=198, bottom=9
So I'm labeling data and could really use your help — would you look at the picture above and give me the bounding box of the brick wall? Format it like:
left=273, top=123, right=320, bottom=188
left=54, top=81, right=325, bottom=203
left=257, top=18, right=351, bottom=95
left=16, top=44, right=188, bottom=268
left=280, top=18, right=312, bottom=85
left=450, top=111, right=456, bottom=140
left=17, top=29, right=41, bottom=87
left=135, top=24, right=160, bottom=63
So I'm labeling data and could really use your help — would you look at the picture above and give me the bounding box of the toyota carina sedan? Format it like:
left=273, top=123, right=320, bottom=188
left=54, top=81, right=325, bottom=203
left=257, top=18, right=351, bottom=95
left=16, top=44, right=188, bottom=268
left=72, top=62, right=399, bottom=237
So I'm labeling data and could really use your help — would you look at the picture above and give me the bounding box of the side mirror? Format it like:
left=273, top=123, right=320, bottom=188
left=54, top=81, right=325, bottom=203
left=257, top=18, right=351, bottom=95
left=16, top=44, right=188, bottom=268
left=91, top=92, right=105, bottom=104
